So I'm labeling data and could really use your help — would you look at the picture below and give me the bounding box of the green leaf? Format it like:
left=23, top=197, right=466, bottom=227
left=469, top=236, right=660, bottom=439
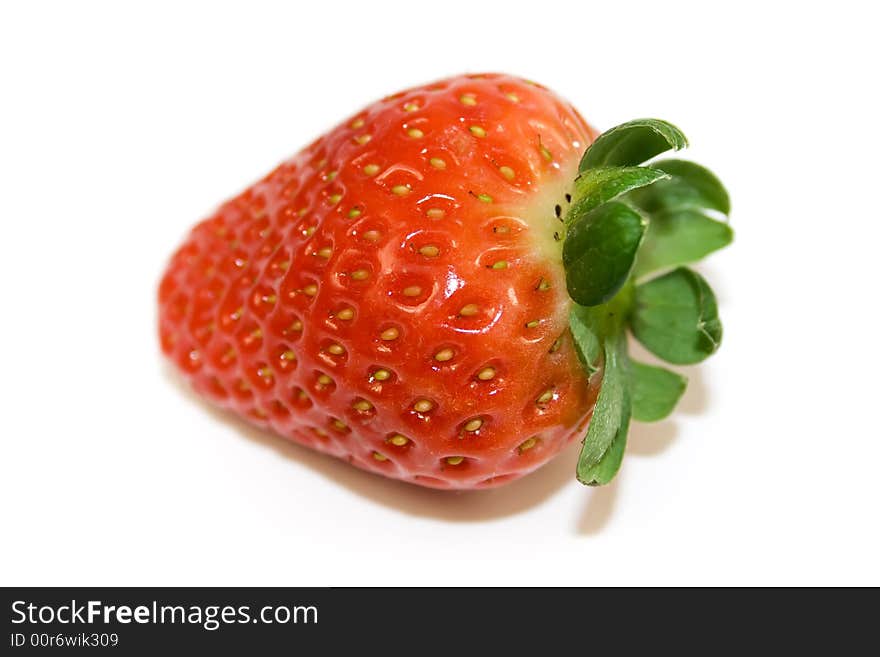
left=569, top=305, right=602, bottom=377
left=577, top=332, right=631, bottom=486
left=579, top=390, right=630, bottom=486
left=636, top=210, right=733, bottom=276
left=630, top=361, right=687, bottom=422
left=630, top=267, right=722, bottom=364
left=563, top=202, right=646, bottom=307
left=628, top=159, right=733, bottom=276
left=568, top=166, right=669, bottom=218
left=630, top=159, right=730, bottom=215
left=579, top=119, right=688, bottom=172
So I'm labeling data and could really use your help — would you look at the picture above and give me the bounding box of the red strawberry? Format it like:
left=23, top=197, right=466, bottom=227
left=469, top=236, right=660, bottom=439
left=159, top=73, right=730, bottom=490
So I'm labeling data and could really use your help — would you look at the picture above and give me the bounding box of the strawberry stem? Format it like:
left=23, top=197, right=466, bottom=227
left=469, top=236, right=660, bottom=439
left=563, top=118, right=732, bottom=486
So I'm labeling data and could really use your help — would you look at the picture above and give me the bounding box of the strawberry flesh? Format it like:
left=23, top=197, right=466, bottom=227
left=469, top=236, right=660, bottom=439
left=159, top=73, right=603, bottom=489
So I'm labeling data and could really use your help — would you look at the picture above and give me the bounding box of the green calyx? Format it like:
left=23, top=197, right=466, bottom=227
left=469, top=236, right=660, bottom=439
left=562, top=118, right=732, bottom=486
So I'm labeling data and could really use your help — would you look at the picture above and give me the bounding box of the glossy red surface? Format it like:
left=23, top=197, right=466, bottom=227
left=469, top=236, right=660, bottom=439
left=159, top=73, right=602, bottom=489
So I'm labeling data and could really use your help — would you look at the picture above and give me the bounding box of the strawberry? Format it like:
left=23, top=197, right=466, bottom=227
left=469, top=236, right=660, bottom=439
left=159, top=73, right=731, bottom=490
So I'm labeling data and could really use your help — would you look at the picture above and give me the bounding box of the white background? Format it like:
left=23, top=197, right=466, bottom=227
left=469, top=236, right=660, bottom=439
left=1, top=1, right=878, bottom=586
